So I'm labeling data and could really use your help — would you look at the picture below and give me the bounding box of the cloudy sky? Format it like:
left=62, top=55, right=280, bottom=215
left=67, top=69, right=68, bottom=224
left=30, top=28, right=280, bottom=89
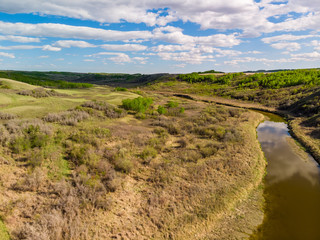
left=0, top=0, right=319, bottom=73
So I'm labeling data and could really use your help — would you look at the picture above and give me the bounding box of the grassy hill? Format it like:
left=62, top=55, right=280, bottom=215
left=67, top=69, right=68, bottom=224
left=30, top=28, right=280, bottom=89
left=0, top=77, right=266, bottom=239
left=0, top=70, right=170, bottom=88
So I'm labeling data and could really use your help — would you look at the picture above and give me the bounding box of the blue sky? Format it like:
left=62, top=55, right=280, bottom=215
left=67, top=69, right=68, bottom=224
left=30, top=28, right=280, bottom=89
left=0, top=0, right=319, bottom=73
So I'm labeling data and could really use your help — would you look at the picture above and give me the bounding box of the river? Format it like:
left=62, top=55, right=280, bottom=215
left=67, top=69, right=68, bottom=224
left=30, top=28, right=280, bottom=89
left=251, top=113, right=320, bottom=240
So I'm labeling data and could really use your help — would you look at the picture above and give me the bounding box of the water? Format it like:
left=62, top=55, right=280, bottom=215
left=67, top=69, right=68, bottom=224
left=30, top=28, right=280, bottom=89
left=251, top=118, right=320, bottom=240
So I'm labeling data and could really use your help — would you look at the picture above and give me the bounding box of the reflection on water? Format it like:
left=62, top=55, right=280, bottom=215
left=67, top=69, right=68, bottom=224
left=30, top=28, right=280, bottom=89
left=251, top=121, right=320, bottom=240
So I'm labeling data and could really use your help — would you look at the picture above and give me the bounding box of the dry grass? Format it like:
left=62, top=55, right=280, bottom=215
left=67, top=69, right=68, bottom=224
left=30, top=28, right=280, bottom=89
left=0, top=85, right=266, bottom=240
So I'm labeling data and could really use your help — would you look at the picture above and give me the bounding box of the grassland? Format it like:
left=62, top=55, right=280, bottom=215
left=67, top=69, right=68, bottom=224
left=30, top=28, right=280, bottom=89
left=0, top=77, right=267, bottom=239
left=146, top=69, right=320, bottom=162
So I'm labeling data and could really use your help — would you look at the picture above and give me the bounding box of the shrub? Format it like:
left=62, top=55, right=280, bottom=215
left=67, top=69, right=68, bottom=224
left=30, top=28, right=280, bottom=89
left=197, top=142, right=220, bottom=157
left=82, top=101, right=126, bottom=118
left=157, top=105, right=167, bottom=115
left=27, top=148, right=45, bottom=168
left=135, top=112, right=146, bottom=119
left=166, top=123, right=181, bottom=135
left=24, top=125, right=50, bottom=148
left=44, top=110, right=90, bottom=125
left=68, top=144, right=100, bottom=168
left=0, top=80, right=10, bottom=89
left=0, top=125, right=10, bottom=146
left=178, top=149, right=202, bottom=162
left=122, top=97, right=153, bottom=113
left=114, top=87, right=128, bottom=91
left=92, top=127, right=111, bottom=138
left=177, top=138, right=188, bottom=148
left=69, top=130, right=100, bottom=147
left=0, top=112, right=16, bottom=120
left=10, top=136, right=31, bottom=153
left=114, top=157, right=133, bottom=173
left=112, top=148, right=133, bottom=173
left=105, top=107, right=126, bottom=118
left=139, top=146, right=157, bottom=164
left=18, top=88, right=65, bottom=98
left=166, top=101, right=179, bottom=108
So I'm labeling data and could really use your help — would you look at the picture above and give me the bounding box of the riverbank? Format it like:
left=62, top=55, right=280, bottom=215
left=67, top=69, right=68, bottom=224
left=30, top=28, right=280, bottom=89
left=147, top=91, right=320, bottom=164
left=171, top=110, right=266, bottom=239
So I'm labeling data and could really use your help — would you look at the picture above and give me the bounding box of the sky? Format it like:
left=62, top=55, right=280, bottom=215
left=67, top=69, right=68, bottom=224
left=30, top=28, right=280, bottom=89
left=0, top=0, right=319, bottom=73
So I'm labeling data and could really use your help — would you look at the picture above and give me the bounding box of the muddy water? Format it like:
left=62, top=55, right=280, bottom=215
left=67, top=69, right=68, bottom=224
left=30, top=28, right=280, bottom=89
left=251, top=117, right=320, bottom=240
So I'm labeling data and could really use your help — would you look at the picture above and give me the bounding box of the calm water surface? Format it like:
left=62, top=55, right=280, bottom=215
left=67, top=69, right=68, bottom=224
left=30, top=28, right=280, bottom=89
left=251, top=120, right=320, bottom=240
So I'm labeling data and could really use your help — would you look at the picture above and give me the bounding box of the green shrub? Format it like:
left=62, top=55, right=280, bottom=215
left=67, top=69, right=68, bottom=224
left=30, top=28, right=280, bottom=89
left=68, top=144, right=100, bottom=168
left=114, top=87, right=128, bottom=91
left=10, top=136, right=31, bottom=153
left=178, top=73, right=215, bottom=83
left=140, top=146, right=157, bottom=164
left=114, top=157, right=133, bottom=173
left=157, top=106, right=167, bottom=115
left=27, top=148, right=45, bottom=168
left=122, top=97, right=153, bottom=113
left=92, top=127, right=111, bottom=138
left=25, top=125, right=50, bottom=148
left=166, top=101, right=179, bottom=108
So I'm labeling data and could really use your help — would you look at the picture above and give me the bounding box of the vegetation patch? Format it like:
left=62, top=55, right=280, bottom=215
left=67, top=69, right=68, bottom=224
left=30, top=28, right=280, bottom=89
left=18, top=87, right=67, bottom=98
left=122, top=96, right=153, bottom=113
left=44, top=110, right=90, bottom=125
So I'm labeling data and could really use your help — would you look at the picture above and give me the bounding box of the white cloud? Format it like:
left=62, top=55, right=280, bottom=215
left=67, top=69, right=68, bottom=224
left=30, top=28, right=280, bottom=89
left=83, top=59, right=95, bottom=62
left=262, top=34, right=320, bottom=44
left=0, top=35, right=41, bottom=43
left=153, top=27, right=241, bottom=47
left=0, top=21, right=152, bottom=42
left=0, top=52, right=15, bottom=58
left=100, top=44, right=147, bottom=51
left=291, top=51, right=320, bottom=61
left=0, top=45, right=42, bottom=50
left=42, top=45, right=61, bottom=51
left=224, top=56, right=295, bottom=65
left=54, top=40, right=96, bottom=48
left=270, top=42, right=301, bottom=51
left=132, top=56, right=148, bottom=64
left=311, top=40, right=320, bottom=51
left=90, top=52, right=132, bottom=63
left=39, top=55, right=49, bottom=58
left=157, top=51, right=215, bottom=64
left=174, top=63, right=186, bottom=68
left=0, top=0, right=319, bottom=36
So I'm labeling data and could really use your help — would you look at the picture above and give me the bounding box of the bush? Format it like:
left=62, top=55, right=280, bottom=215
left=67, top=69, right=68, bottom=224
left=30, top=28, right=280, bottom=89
left=0, top=112, right=16, bottom=120
left=82, top=101, right=126, bottom=118
left=114, top=157, right=133, bottom=173
left=27, top=148, right=45, bottom=168
left=166, top=101, right=179, bottom=108
left=157, top=105, right=167, bottom=115
left=92, top=127, right=111, bottom=138
left=178, top=73, right=215, bottom=83
left=114, top=87, right=128, bottom=91
left=112, top=148, right=133, bottom=173
left=18, top=88, right=66, bottom=98
left=122, top=97, right=153, bottom=113
left=139, top=146, right=157, bottom=164
left=197, top=142, right=220, bottom=157
left=10, top=136, right=31, bottom=153
left=44, top=110, right=90, bottom=125
left=68, top=144, right=100, bottom=168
